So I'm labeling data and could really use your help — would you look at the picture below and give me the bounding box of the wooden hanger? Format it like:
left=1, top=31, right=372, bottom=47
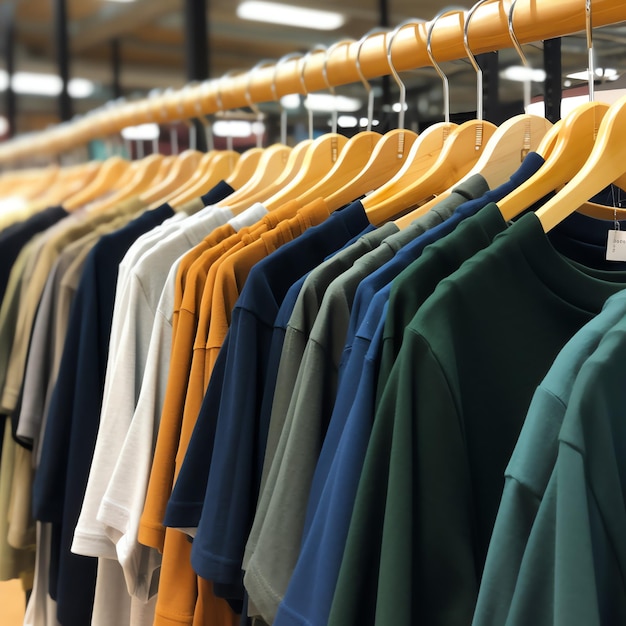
left=261, top=45, right=353, bottom=211
left=224, top=140, right=311, bottom=214
left=498, top=0, right=625, bottom=224
left=324, top=27, right=423, bottom=211
left=169, top=150, right=239, bottom=209
left=225, top=147, right=263, bottom=189
left=64, top=156, right=131, bottom=211
left=220, top=53, right=318, bottom=213
left=498, top=102, right=610, bottom=221
left=456, top=115, right=551, bottom=187
left=325, top=129, right=418, bottom=211
left=88, top=153, right=165, bottom=215
left=18, top=165, right=61, bottom=201
left=448, top=0, right=552, bottom=191
left=535, top=95, right=626, bottom=231
left=365, top=9, right=488, bottom=226
left=262, top=133, right=347, bottom=211
left=535, top=118, right=564, bottom=160
left=215, top=144, right=291, bottom=208
left=141, top=149, right=202, bottom=209
left=289, top=35, right=413, bottom=209
left=360, top=121, right=456, bottom=223
left=38, top=161, right=102, bottom=206
left=389, top=119, right=497, bottom=228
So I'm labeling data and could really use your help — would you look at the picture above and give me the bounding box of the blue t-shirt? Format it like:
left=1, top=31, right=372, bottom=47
left=32, top=203, right=174, bottom=626
left=201, top=180, right=235, bottom=206
left=344, top=152, right=545, bottom=352
left=166, top=201, right=370, bottom=600
left=275, top=302, right=387, bottom=626
left=272, top=154, right=546, bottom=626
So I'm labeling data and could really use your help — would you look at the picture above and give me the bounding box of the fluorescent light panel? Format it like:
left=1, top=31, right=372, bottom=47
left=213, top=120, right=266, bottom=137
left=0, top=70, right=95, bottom=98
left=281, top=93, right=362, bottom=113
left=121, top=123, right=160, bottom=141
left=500, top=66, right=546, bottom=82
left=304, top=93, right=361, bottom=112
left=237, top=1, right=345, bottom=30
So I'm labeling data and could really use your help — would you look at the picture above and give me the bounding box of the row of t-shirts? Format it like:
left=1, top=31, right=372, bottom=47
left=0, top=149, right=625, bottom=626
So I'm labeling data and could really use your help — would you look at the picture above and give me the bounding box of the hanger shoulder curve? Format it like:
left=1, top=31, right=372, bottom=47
left=366, top=120, right=498, bottom=226
left=461, top=114, right=553, bottom=189
left=325, top=128, right=419, bottom=211
left=226, top=147, right=264, bottom=189
left=536, top=96, right=626, bottom=232
left=64, top=156, right=130, bottom=211
left=294, top=131, right=382, bottom=207
left=499, top=101, right=610, bottom=222
left=263, top=133, right=349, bottom=211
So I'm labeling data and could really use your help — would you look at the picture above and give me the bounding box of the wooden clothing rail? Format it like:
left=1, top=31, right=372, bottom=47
left=1, top=0, right=625, bottom=163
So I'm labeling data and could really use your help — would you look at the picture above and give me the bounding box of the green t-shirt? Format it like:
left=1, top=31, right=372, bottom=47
left=329, top=211, right=626, bottom=626
left=505, top=313, right=626, bottom=625
left=376, top=201, right=507, bottom=404
left=473, top=289, right=626, bottom=625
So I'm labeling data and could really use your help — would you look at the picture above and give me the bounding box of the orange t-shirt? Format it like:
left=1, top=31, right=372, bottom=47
left=142, top=200, right=312, bottom=626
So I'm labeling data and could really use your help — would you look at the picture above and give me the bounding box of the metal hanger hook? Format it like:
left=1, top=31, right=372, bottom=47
left=586, top=0, right=595, bottom=101
left=273, top=52, right=304, bottom=144
left=465, top=0, right=494, bottom=121
left=300, top=45, right=327, bottom=140
left=217, top=70, right=242, bottom=151
left=323, top=39, right=355, bottom=134
left=388, top=19, right=426, bottom=132
left=508, top=0, right=533, bottom=110
left=246, top=59, right=274, bottom=147
left=356, top=27, right=389, bottom=132
left=427, top=6, right=467, bottom=124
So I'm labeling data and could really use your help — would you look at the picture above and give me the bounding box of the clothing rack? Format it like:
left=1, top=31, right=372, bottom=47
left=1, top=0, right=625, bottom=163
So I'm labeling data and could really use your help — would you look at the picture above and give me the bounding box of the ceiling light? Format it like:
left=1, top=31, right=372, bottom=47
left=359, top=117, right=380, bottom=127
left=12, top=72, right=63, bottom=96
left=212, top=120, right=266, bottom=138
left=392, top=102, right=408, bottom=113
left=121, top=123, right=160, bottom=141
left=304, top=93, right=361, bottom=113
left=0, top=70, right=95, bottom=98
left=237, top=1, right=345, bottom=30
left=337, top=115, right=358, bottom=128
left=566, top=67, right=619, bottom=81
left=68, top=78, right=95, bottom=98
left=280, top=94, right=301, bottom=109
left=500, top=66, right=546, bottom=82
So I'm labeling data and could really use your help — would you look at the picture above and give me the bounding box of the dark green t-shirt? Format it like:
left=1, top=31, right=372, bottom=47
left=329, top=211, right=626, bottom=626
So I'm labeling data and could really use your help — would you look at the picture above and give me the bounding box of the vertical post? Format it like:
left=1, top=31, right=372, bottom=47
left=543, top=37, right=562, bottom=123
left=379, top=0, right=391, bottom=110
left=184, top=0, right=209, bottom=151
left=4, top=6, right=16, bottom=138
left=53, top=0, right=72, bottom=121
left=477, top=51, right=502, bottom=123
left=111, top=39, right=122, bottom=100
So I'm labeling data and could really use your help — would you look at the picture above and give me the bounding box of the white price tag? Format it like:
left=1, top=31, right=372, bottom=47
left=606, top=229, right=626, bottom=261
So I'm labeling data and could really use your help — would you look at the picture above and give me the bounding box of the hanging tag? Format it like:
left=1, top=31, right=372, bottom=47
left=606, top=229, right=626, bottom=261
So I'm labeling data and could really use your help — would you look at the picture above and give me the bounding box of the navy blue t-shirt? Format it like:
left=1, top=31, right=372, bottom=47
left=201, top=180, right=235, bottom=206
left=0, top=205, right=68, bottom=304
left=166, top=201, right=371, bottom=602
left=32, top=203, right=174, bottom=626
